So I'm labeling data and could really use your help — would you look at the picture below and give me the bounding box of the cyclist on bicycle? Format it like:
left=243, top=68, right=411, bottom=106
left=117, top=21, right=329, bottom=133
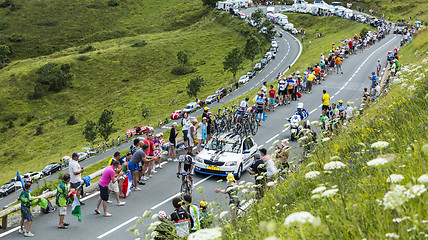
left=237, top=97, right=249, bottom=115
left=177, top=154, right=194, bottom=187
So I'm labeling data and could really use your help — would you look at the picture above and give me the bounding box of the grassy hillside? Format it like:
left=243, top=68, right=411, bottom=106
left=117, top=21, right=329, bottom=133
left=219, top=28, right=428, bottom=239
left=0, top=10, right=270, bottom=184
left=0, top=0, right=206, bottom=59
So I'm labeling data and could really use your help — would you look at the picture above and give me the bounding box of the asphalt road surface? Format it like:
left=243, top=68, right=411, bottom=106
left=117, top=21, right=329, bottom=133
left=1, top=9, right=401, bottom=240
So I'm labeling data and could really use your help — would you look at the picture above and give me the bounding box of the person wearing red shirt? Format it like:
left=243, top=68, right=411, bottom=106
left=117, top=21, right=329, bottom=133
left=141, top=133, right=155, bottom=179
left=268, top=85, right=276, bottom=112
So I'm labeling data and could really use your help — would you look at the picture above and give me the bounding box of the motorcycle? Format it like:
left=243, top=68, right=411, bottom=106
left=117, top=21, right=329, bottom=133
left=287, top=114, right=304, bottom=141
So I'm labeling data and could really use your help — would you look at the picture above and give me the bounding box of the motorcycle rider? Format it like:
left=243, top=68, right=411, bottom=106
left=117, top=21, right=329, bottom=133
left=294, top=102, right=309, bottom=128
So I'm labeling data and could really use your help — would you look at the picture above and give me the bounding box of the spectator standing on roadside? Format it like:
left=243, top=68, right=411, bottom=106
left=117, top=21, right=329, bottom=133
left=181, top=113, right=190, bottom=149
left=168, top=122, right=179, bottom=162
left=246, top=153, right=266, bottom=199
left=129, top=144, right=148, bottom=191
left=187, top=118, right=197, bottom=155
left=336, top=55, right=343, bottom=74
left=95, top=160, right=123, bottom=217
left=19, top=182, right=39, bottom=237
left=153, top=134, right=163, bottom=169
left=321, top=89, right=330, bottom=112
left=142, top=132, right=155, bottom=178
left=107, top=152, right=124, bottom=205
left=56, top=174, right=74, bottom=229
left=214, top=174, right=240, bottom=221
left=196, top=117, right=208, bottom=154
left=306, top=71, right=316, bottom=93
left=202, top=107, right=212, bottom=139
left=69, top=152, right=84, bottom=204
left=268, top=85, right=276, bottom=111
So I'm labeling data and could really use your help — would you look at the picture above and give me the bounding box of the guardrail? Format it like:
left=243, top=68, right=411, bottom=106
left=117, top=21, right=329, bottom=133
left=0, top=169, right=104, bottom=230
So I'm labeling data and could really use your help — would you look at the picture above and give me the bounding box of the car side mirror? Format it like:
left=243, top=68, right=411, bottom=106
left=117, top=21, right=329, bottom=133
left=243, top=150, right=250, bottom=154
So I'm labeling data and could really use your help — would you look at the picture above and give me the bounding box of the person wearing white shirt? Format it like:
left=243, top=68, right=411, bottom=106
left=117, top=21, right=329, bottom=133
left=259, top=148, right=278, bottom=180
left=69, top=152, right=84, bottom=203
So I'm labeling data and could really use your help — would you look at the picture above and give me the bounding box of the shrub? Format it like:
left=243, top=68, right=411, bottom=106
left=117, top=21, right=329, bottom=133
left=3, top=112, right=18, bottom=122
left=35, top=19, right=59, bottom=27
left=10, top=1, right=21, bottom=11
left=36, top=63, right=72, bottom=92
left=360, top=27, right=369, bottom=38
left=8, top=33, right=24, bottom=42
left=77, top=55, right=90, bottom=61
left=131, top=41, right=147, bottom=47
left=66, top=114, right=77, bottom=125
left=26, top=114, right=35, bottom=122
left=79, top=45, right=96, bottom=54
left=0, top=21, right=9, bottom=31
left=0, top=0, right=11, bottom=8
left=107, top=0, right=119, bottom=7
left=171, top=65, right=196, bottom=75
left=28, top=84, right=43, bottom=99
left=86, top=3, right=101, bottom=9
left=35, top=123, right=44, bottom=135
left=7, top=120, right=14, bottom=128
left=0, top=126, right=7, bottom=133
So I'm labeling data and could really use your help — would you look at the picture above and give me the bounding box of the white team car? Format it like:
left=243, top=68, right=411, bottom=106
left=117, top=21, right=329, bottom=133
left=194, top=133, right=258, bottom=180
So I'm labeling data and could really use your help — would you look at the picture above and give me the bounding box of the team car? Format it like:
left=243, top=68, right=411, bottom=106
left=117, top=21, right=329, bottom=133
left=194, top=133, right=258, bottom=180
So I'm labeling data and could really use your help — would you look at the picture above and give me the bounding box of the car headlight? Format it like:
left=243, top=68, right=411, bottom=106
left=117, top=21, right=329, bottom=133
left=225, top=161, right=237, bottom=166
left=195, top=157, right=203, bottom=163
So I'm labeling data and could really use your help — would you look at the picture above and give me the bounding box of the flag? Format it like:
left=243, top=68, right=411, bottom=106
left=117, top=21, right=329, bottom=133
left=15, top=172, right=25, bottom=188
left=71, top=192, right=81, bottom=222
left=122, top=171, right=132, bottom=198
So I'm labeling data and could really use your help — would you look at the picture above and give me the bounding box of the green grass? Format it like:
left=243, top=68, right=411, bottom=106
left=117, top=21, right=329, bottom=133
left=0, top=0, right=207, bottom=59
left=217, top=28, right=428, bottom=239
left=0, top=11, right=269, bottom=184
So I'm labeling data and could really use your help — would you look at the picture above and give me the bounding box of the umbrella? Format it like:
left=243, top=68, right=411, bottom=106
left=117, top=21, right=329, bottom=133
left=62, top=156, right=71, bottom=161
left=82, top=147, right=91, bottom=150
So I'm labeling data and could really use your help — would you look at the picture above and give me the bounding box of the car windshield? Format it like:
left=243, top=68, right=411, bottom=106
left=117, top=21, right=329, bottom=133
left=239, top=76, right=246, bottom=80
left=185, top=106, right=191, bottom=109
left=205, top=139, right=240, bottom=153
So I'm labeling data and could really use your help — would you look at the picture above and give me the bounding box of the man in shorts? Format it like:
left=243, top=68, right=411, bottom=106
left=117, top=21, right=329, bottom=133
left=268, top=85, right=276, bottom=111
left=95, top=160, right=123, bottom=217
left=19, top=182, right=39, bottom=236
left=321, top=89, right=330, bottom=112
left=336, top=55, right=343, bottom=74
left=69, top=152, right=84, bottom=204
left=56, top=174, right=74, bottom=229
left=255, top=92, right=265, bottom=126
left=141, top=132, right=155, bottom=179
left=277, top=78, right=287, bottom=105
left=129, top=144, right=148, bottom=191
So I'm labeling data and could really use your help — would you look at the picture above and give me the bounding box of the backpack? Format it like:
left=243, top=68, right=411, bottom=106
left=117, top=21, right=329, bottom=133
left=42, top=200, right=56, bottom=214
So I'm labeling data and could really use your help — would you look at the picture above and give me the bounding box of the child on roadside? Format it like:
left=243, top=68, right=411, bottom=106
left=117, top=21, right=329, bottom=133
left=19, top=182, right=40, bottom=237
left=199, top=201, right=212, bottom=229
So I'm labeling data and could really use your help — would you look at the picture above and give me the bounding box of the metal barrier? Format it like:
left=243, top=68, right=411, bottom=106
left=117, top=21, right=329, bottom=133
left=0, top=169, right=103, bottom=230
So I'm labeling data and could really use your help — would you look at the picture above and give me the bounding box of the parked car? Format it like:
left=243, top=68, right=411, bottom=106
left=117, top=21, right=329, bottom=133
left=78, top=152, right=88, bottom=162
left=254, top=62, right=262, bottom=71
left=278, top=32, right=283, bottom=38
left=194, top=134, right=258, bottom=180
left=23, top=172, right=43, bottom=183
left=0, top=183, right=16, bottom=197
left=238, top=75, right=250, bottom=84
left=42, top=163, right=61, bottom=176
left=171, top=110, right=184, bottom=120
left=271, top=41, right=278, bottom=49
left=264, top=52, right=272, bottom=61
left=215, top=88, right=227, bottom=99
left=205, top=94, right=217, bottom=104
left=246, top=70, right=256, bottom=79
left=270, top=47, right=277, bottom=54
left=183, top=102, right=200, bottom=113
left=260, top=58, right=268, bottom=67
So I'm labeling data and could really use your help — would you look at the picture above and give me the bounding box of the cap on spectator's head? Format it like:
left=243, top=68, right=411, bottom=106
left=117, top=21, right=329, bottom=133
left=159, top=133, right=163, bottom=137
left=156, top=134, right=161, bottom=138
left=202, top=117, right=208, bottom=121
left=158, top=211, right=167, bottom=219
left=226, top=173, right=235, bottom=182
left=72, top=152, right=80, bottom=158
left=204, top=107, right=209, bottom=111
left=200, top=201, right=208, bottom=208
left=191, top=118, right=198, bottom=123
left=254, top=153, right=261, bottom=159
left=172, top=122, right=178, bottom=126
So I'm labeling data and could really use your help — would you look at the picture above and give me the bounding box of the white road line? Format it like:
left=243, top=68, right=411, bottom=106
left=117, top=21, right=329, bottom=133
left=249, top=87, right=254, bottom=90
left=258, top=144, right=264, bottom=149
left=340, top=86, right=345, bottom=90
left=81, top=191, right=100, bottom=201
left=150, top=175, right=212, bottom=210
left=97, top=216, right=139, bottom=239
left=282, top=127, right=289, bottom=132
left=0, top=226, right=20, bottom=238
left=309, top=109, right=316, bottom=114
left=266, top=134, right=279, bottom=144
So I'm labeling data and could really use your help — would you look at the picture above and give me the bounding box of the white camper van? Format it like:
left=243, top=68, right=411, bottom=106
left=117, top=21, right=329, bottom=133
left=217, top=1, right=232, bottom=11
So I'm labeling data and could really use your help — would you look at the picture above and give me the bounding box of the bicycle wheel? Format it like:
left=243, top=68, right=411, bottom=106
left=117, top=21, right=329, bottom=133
left=250, top=118, right=258, bottom=135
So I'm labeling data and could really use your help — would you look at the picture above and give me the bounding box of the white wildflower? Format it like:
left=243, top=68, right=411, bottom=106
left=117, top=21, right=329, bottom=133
left=330, top=156, right=341, bottom=161
left=383, top=185, right=408, bottom=210
left=393, top=216, right=410, bottom=223
left=306, top=162, right=317, bottom=168
left=387, top=174, right=404, bottom=183
left=151, top=214, right=159, bottom=220
left=245, top=182, right=254, bottom=188
left=311, top=194, right=321, bottom=199
left=272, top=140, right=280, bottom=145
left=324, top=161, right=346, bottom=170
left=404, top=184, right=427, bottom=199
left=284, top=211, right=315, bottom=226
left=311, top=120, right=319, bottom=125
left=267, top=181, right=276, bottom=187
left=196, top=186, right=204, bottom=194
left=305, top=171, right=320, bottom=179
left=407, top=226, right=416, bottom=232
left=371, top=141, right=389, bottom=149
left=367, top=157, right=389, bottom=166
left=385, top=233, right=399, bottom=239
left=311, top=186, right=326, bottom=194
left=418, top=174, right=428, bottom=184
left=321, top=189, right=339, bottom=197
left=408, top=85, right=416, bottom=92
left=264, top=236, right=281, bottom=240
left=142, top=210, right=152, bottom=218
left=322, top=137, right=330, bottom=142
left=242, top=189, right=249, bottom=194
left=151, top=231, right=159, bottom=238
left=422, top=144, right=428, bottom=156
left=219, top=211, right=228, bottom=219
left=188, top=228, right=222, bottom=240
